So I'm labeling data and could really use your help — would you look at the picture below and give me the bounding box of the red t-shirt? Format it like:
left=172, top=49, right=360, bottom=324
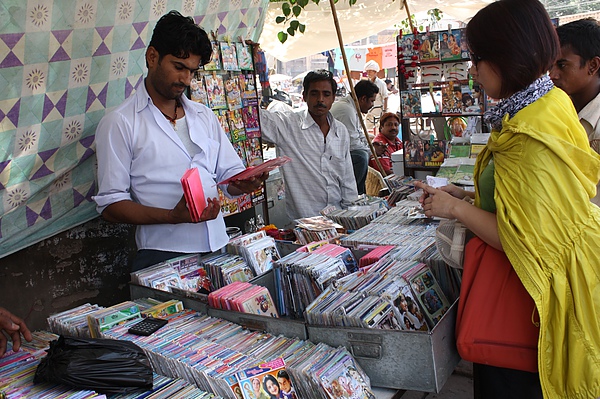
left=369, top=134, right=403, bottom=174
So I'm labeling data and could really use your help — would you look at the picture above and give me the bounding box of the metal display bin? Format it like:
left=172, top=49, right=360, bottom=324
left=130, top=279, right=308, bottom=340
left=206, top=307, right=308, bottom=340
left=130, top=248, right=461, bottom=393
left=306, top=301, right=460, bottom=392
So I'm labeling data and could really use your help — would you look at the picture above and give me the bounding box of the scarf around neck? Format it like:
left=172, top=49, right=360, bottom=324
left=483, top=75, right=554, bottom=131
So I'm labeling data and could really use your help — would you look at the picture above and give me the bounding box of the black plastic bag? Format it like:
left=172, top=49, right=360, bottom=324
left=34, top=335, right=153, bottom=394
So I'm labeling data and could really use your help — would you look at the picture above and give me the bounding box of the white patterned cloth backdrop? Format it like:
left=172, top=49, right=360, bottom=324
left=0, top=0, right=269, bottom=257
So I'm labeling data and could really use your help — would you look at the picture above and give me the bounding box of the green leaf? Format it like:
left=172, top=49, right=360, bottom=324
left=349, top=0, right=357, bottom=5
left=282, top=2, right=291, bottom=17
left=290, top=19, right=299, bottom=29
left=292, top=5, right=302, bottom=16
left=278, top=31, right=288, bottom=43
left=299, top=23, right=306, bottom=33
left=276, top=16, right=285, bottom=24
left=287, top=26, right=296, bottom=36
left=298, top=0, right=309, bottom=6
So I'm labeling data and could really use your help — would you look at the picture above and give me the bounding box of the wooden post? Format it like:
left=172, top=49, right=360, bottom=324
left=328, top=0, right=387, bottom=177
left=403, top=0, right=415, bottom=34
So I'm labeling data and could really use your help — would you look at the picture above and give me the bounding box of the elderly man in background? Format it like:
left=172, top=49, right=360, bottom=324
left=363, top=60, right=389, bottom=134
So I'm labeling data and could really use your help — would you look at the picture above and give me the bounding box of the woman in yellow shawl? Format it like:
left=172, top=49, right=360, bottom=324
left=415, top=0, right=600, bottom=398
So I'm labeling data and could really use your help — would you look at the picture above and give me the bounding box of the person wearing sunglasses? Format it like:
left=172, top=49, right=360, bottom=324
left=415, top=0, right=600, bottom=398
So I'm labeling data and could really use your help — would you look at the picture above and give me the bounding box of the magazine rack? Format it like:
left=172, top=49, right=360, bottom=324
left=397, top=28, right=488, bottom=177
left=189, top=41, right=266, bottom=217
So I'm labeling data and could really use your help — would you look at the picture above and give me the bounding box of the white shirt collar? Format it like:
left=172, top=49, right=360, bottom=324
left=579, top=91, right=600, bottom=141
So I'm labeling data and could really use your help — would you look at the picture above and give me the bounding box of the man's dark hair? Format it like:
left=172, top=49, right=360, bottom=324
left=149, top=10, right=212, bottom=66
left=303, top=69, right=337, bottom=94
left=556, top=18, right=600, bottom=68
left=355, top=79, right=379, bottom=99
left=466, top=0, right=559, bottom=98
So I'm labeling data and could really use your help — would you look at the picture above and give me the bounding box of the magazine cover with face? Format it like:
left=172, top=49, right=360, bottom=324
left=235, top=358, right=293, bottom=399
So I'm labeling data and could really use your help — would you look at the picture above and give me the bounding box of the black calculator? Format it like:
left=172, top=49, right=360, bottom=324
left=128, top=317, right=168, bottom=336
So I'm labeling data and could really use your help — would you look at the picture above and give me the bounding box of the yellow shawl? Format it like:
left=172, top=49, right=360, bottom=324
left=474, top=88, right=600, bottom=398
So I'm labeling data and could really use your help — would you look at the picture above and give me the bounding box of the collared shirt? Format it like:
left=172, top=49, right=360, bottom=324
left=260, top=108, right=358, bottom=220
left=373, top=77, right=389, bottom=107
left=578, top=91, right=600, bottom=205
left=94, top=81, right=245, bottom=254
left=369, top=133, right=403, bottom=173
left=579, top=90, right=600, bottom=142
left=330, top=96, right=369, bottom=152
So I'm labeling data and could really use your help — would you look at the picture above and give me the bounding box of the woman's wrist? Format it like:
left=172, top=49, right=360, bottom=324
left=451, top=196, right=472, bottom=221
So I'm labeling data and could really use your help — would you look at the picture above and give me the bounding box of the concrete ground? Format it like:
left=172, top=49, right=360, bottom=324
left=373, top=361, right=474, bottom=399
left=399, top=361, right=473, bottom=399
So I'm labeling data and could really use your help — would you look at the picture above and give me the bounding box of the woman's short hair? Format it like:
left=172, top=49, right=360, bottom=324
left=465, top=0, right=559, bottom=98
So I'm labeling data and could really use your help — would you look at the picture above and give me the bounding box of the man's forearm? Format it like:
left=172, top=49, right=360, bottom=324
left=102, top=200, right=173, bottom=225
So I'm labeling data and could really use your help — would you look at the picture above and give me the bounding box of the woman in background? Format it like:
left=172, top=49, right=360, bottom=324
left=415, top=0, right=600, bottom=397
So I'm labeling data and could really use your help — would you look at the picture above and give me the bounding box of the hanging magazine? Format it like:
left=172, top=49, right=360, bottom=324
left=236, top=42, right=254, bottom=70
left=204, top=41, right=222, bottom=70
left=220, top=41, right=240, bottom=71
left=418, top=30, right=440, bottom=62
left=225, top=75, right=243, bottom=110
left=205, top=74, right=227, bottom=110
left=189, top=76, right=208, bottom=106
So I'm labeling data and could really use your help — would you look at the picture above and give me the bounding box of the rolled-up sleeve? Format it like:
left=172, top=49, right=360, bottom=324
left=94, top=112, right=134, bottom=214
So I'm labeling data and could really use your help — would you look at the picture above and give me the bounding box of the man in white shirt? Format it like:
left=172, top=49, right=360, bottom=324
left=363, top=60, right=389, bottom=134
left=330, top=80, right=379, bottom=194
left=550, top=18, right=600, bottom=205
left=94, top=11, right=266, bottom=270
left=260, top=70, right=358, bottom=220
